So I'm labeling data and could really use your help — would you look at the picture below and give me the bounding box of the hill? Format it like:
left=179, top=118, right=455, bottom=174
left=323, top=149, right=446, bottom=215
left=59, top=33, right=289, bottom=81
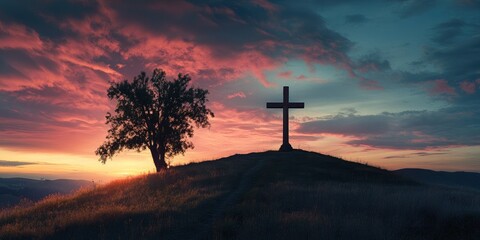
left=394, top=168, right=480, bottom=191
left=0, top=178, right=94, bottom=209
left=0, top=150, right=479, bottom=240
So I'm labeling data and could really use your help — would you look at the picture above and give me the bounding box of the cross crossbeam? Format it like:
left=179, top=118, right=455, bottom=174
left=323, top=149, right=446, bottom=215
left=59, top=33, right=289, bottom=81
left=266, top=86, right=304, bottom=151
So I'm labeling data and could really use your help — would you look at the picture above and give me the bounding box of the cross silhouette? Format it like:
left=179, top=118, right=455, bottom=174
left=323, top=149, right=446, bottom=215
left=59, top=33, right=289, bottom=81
left=266, top=86, right=304, bottom=151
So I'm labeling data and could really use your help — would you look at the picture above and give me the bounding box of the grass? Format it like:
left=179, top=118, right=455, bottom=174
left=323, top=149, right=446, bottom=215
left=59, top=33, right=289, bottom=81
left=212, top=151, right=480, bottom=240
left=1, top=150, right=479, bottom=239
left=0, top=155, right=256, bottom=239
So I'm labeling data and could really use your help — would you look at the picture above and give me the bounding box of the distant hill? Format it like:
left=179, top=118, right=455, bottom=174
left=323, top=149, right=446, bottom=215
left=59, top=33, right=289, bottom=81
left=0, top=150, right=479, bottom=240
left=394, top=168, right=480, bottom=191
left=0, top=178, right=94, bottom=208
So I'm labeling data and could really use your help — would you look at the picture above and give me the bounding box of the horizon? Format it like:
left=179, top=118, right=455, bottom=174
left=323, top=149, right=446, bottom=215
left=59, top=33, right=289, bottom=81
left=1, top=0, right=479, bottom=182
left=1, top=148, right=479, bottom=183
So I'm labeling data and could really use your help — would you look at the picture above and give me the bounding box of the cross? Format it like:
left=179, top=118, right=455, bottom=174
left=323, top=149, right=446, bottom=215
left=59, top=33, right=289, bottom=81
left=266, top=86, right=304, bottom=152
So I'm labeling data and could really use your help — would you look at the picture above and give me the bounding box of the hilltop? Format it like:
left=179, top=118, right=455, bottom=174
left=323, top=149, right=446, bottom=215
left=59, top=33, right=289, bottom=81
left=0, top=150, right=479, bottom=240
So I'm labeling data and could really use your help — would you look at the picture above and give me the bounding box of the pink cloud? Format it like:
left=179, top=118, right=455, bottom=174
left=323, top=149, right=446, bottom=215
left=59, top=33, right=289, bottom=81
left=0, top=121, right=106, bottom=155
left=184, top=101, right=312, bottom=157
left=0, top=17, right=120, bottom=93
left=430, top=79, right=457, bottom=96
left=0, top=0, right=384, bottom=158
left=184, top=102, right=284, bottom=157
left=0, top=22, right=43, bottom=50
left=460, top=81, right=476, bottom=94
left=278, top=71, right=293, bottom=79
left=296, top=74, right=307, bottom=80
left=227, top=91, right=247, bottom=99
left=59, top=55, right=121, bottom=77
left=119, top=28, right=281, bottom=87
left=99, top=1, right=354, bottom=88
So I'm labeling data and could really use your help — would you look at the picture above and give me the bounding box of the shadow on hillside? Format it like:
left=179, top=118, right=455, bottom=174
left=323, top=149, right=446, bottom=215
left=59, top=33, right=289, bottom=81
left=1, top=150, right=479, bottom=240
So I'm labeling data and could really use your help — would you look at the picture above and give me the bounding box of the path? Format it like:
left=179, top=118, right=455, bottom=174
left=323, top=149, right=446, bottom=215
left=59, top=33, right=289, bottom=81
left=198, top=157, right=265, bottom=239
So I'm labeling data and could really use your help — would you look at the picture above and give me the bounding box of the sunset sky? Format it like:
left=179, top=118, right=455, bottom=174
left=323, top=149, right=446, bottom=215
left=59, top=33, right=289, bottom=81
left=1, top=0, right=479, bottom=182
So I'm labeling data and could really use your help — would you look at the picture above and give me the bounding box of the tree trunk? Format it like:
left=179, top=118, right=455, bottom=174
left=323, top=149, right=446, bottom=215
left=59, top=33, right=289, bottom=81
left=150, top=147, right=167, bottom=172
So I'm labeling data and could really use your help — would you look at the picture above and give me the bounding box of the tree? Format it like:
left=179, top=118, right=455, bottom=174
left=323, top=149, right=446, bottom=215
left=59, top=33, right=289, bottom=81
left=95, top=69, right=214, bottom=172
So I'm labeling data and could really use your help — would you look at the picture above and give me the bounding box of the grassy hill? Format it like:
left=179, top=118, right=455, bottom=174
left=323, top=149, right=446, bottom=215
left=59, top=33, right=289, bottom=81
left=1, top=150, right=479, bottom=240
left=394, top=168, right=480, bottom=191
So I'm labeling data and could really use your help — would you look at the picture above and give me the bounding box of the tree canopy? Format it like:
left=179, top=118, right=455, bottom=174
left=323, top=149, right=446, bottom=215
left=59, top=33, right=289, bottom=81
left=96, top=69, right=214, bottom=171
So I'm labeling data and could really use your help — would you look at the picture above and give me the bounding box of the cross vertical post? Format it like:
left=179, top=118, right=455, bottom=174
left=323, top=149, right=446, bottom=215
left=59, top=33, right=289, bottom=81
left=266, top=86, right=304, bottom=152
left=283, top=86, right=289, bottom=148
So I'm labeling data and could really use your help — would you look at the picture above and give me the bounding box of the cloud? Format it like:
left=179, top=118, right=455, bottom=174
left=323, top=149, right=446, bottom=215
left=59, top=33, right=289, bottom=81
left=227, top=91, right=247, bottom=99
left=431, top=19, right=466, bottom=45
left=429, top=79, right=457, bottom=96
left=394, top=0, right=437, bottom=18
left=424, top=35, right=480, bottom=90
left=101, top=0, right=385, bottom=87
left=460, top=81, right=477, bottom=94
left=1, top=0, right=476, bottom=157
left=354, top=53, right=391, bottom=73
left=383, top=151, right=448, bottom=159
left=298, top=107, right=480, bottom=150
left=278, top=71, right=293, bottom=79
left=0, top=0, right=381, bottom=92
left=0, top=160, right=37, bottom=167
left=455, top=0, right=480, bottom=9
left=300, top=114, right=390, bottom=135
left=0, top=0, right=101, bottom=41
left=0, top=89, right=107, bottom=154
left=0, top=22, right=43, bottom=50
left=397, top=18, right=479, bottom=100
left=427, top=19, right=480, bottom=81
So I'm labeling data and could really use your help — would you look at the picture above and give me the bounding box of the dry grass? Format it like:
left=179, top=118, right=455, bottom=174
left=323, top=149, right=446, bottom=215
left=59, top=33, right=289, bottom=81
left=212, top=151, right=480, bottom=240
left=0, top=155, right=256, bottom=240
left=1, top=150, right=479, bottom=240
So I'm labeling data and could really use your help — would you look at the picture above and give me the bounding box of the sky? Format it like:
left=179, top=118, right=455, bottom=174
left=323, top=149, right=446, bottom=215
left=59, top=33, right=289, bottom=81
left=0, top=0, right=479, bottom=182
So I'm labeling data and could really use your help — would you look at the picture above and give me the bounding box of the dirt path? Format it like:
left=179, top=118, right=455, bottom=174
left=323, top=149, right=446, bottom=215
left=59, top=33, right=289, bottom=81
left=198, top=157, right=266, bottom=239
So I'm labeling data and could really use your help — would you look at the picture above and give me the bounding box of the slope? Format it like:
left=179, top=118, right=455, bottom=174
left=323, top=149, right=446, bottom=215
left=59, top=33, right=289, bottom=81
left=0, top=150, right=479, bottom=240
left=394, top=168, right=480, bottom=191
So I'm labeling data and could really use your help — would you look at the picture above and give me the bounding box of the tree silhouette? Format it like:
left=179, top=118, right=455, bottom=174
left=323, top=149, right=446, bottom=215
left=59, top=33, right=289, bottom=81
left=96, top=69, right=214, bottom=172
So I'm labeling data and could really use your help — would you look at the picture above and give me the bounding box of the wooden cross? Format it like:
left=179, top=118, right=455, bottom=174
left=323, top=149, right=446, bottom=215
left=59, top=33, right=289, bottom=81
left=266, top=86, right=304, bottom=151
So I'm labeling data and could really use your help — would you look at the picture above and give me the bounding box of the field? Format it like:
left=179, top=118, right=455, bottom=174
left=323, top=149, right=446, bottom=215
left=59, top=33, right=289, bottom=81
left=1, top=150, right=479, bottom=239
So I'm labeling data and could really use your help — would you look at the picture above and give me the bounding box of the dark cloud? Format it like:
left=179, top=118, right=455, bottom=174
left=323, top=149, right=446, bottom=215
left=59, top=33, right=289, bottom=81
left=96, top=0, right=383, bottom=88
left=0, top=0, right=100, bottom=41
left=104, top=1, right=272, bottom=56
left=345, top=14, right=369, bottom=24
left=0, top=49, right=60, bottom=75
left=0, top=0, right=477, bottom=157
left=106, top=0, right=353, bottom=60
left=300, top=114, right=390, bottom=135
left=383, top=151, right=448, bottom=159
left=394, top=0, right=436, bottom=18
left=0, top=0, right=383, bottom=89
left=425, top=35, right=480, bottom=83
left=431, top=19, right=466, bottom=45
left=0, top=56, right=27, bottom=79
left=455, top=0, right=480, bottom=9
left=0, top=160, right=37, bottom=167
left=354, top=53, right=391, bottom=73
left=397, top=18, right=480, bottom=100
left=298, top=106, right=480, bottom=150
left=0, top=0, right=370, bottom=154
